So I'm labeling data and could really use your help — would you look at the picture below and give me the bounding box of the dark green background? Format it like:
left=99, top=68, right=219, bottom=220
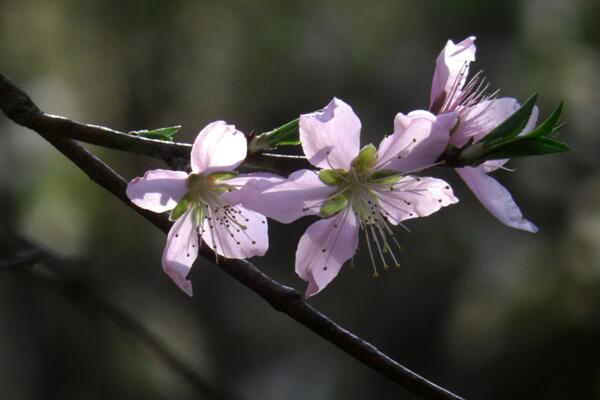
left=1, top=1, right=599, bottom=399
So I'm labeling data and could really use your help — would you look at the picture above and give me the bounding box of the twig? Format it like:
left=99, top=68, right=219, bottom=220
left=1, top=237, right=237, bottom=400
left=0, top=70, right=464, bottom=400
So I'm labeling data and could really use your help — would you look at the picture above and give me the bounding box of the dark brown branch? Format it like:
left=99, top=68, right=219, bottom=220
left=2, top=237, right=237, bottom=400
left=0, top=71, right=464, bottom=400
left=0, top=79, right=309, bottom=173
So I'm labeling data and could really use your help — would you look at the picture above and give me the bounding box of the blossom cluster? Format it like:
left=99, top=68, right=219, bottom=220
left=126, top=37, right=562, bottom=297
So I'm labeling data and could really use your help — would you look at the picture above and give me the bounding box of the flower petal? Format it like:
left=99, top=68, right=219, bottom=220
left=521, top=104, right=539, bottom=135
left=300, top=98, right=361, bottom=170
left=191, top=121, right=247, bottom=175
left=219, top=172, right=285, bottom=206
left=451, top=97, right=520, bottom=147
left=126, top=169, right=188, bottom=213
left=376, top=110, right=456, bottom=172
left=375, top=176, right=458, bottom=224
left=295, top=209, right=359, bottom=297
left=430, top=36, right=477, bottom=112
left=201, top=205, right=268, bottom=259
left=456, top=166, right=537, bottom=233
left=162, top=208, right=199, bottom=296
left=236, top=169, right=337, bottom=224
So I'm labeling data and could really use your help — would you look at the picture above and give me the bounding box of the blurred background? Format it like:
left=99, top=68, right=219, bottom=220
left=1, top=0, right=599, bottom=399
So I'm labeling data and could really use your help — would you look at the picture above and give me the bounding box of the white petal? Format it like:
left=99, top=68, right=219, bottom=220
left=376, top=110, right=455, bottom=172
left=456, top=166, right=537, bottom=232
left=191, top=121, right=247, bottom=175
left=126, top=169, right=188, bottom=213
left=235, top=169, right=337, bottom=224
left=430, top=36, right=477, bottom=111
left=375, top=176, right=458, bottom=224
left=295, top=209, right=359, bottom=297
left=300, top=98, right=361, bottom=170
left=201, top=205, right=269, bottom=259
left=162, top=209, right=199, bottom=296
left=451, top=97, right=519, bottom=147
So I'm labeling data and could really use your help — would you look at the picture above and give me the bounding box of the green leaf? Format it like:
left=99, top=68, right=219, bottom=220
left=352, top=144, right=377, bottom=173
left=475, top=137, right=569, bottom=162
left=318, top=169, right=347, bottom=186
left=129, top=125, right=181, bottom=142
left=368, top=169, right=402, bottom=185
left=483, top=94, right=537, bottom=144
left=320, top=194, right=348, bottom=217
left=170, top=195, right=191, bottom=221
left=457, top=100, right=568, bottom=165
left=249, top=119, right=300, bottom=151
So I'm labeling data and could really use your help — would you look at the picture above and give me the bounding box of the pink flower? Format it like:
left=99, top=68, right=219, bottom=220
left=429, top=36, right=539, bottom=232
left=126, top=121, right=269, bottom=296
left=238, top=98, right=458, bottom=297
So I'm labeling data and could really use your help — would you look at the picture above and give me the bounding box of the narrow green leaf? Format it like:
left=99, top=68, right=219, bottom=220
left=472, top=137, right=569, bottom=162
left=483, top=94, right=537, bottom=144
left=318, top=169, right=347, bottom=186
left=249, top=119, right=300, bottom=151
left=129, top=125, right=181, bottom=142
left=320, top=194, right=348, bottom=217
left=352, top=144, right=377, bottom=173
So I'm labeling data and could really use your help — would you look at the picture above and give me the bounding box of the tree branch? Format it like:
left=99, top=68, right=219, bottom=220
left=0, top=71, right=464, bottom=400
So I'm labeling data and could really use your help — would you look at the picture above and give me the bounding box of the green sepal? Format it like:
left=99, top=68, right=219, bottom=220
left=248, top=119, right=300, bottom=151
left=368, top=169, right=402, bottom=185
left=352, top=144, right=377, bottom=173
left=320, top=194, right=348, bottom=217
left=209, top=171, right=238, bottom=182
left=129, top=125, right=181, bottom=142
left=318, top=169, right=347, bottom=186
left=170, top=194, right=192, bottom=221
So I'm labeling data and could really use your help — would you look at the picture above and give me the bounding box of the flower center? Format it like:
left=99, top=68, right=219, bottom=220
left=317, top=144, right=405, bottom=277
left=170, top=172, right=256, bottom=256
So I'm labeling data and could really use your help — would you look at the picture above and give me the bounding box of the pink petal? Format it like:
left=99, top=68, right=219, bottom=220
left=480, top=159, right=509, bottom=173
left=521, top=105, right=539, bottom=135
left=201, top=205, right=269, bottom=259
left=430, top=36, right=477, bottom=111
left=456, top=166, right=537, bottom=233
left=126, top=169, right=188, bottom=213
left=376, top=110, right=456, bottom=172
left=295, top=209, right=359, bottom=297
left=451, top=97, right=519, bottom=147
left=375, top=176, right=458, bottom=224
left=219, top=172, right=286, bottom=206
left=300, top=98, right=361, bottom=170
left=191, top=121, right=247, bottom=175
left=456, top=103, right=540, bottom=173
left=162, top=209, right=199, bottom=296
left=235, top=169, right=337, bottom=224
